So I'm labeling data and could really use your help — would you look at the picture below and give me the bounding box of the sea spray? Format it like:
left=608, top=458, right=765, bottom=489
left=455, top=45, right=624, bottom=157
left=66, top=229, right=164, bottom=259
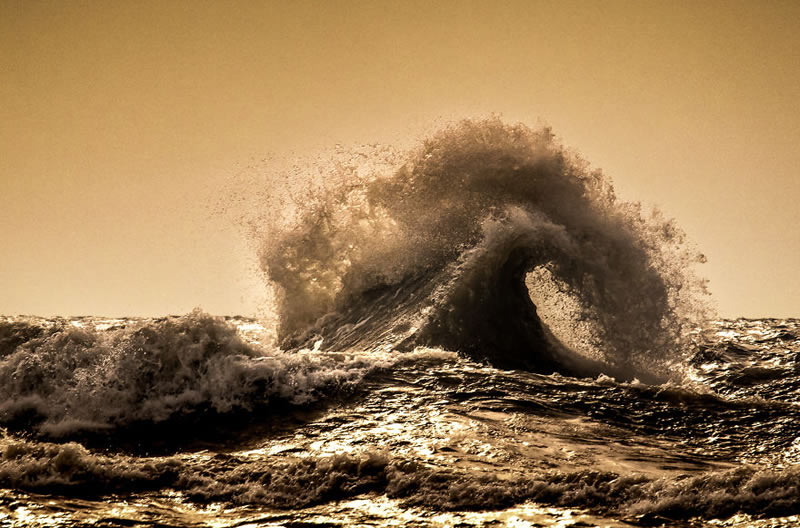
left=250, top=118, right=709, bottom=380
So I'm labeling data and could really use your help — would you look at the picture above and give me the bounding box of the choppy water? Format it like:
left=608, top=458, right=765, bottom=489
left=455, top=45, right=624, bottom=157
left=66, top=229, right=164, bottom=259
left=2, top=119, right=793, bottom=527
left=2, top=315, right=800, bottom=527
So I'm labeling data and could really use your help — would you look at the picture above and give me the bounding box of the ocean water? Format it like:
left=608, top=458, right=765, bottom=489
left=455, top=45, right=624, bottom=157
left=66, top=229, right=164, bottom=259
left=2, top=315, right=800, bottom=527
left=2, top=119, right=796, bottom=527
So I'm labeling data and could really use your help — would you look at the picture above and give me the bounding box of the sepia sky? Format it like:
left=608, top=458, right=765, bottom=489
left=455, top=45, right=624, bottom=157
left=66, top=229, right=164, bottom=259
left=2, top=0, right=798, bottom=318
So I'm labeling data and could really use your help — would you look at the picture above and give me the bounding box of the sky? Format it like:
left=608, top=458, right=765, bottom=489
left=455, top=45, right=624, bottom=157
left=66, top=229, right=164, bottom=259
left=1, top=0, right=798, bottom=318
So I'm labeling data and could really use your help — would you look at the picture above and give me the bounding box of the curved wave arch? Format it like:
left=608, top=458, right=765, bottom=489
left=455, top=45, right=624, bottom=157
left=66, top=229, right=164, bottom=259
left=261, top=118, right=708, bottom=380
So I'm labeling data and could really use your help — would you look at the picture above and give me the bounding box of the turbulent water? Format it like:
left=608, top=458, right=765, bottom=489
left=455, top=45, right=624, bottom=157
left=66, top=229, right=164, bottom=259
left=2, top=120, right=797, bottom=527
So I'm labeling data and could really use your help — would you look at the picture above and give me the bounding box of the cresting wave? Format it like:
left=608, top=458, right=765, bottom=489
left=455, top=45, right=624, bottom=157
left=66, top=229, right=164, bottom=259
left=259, top=118, right=708, bottom=380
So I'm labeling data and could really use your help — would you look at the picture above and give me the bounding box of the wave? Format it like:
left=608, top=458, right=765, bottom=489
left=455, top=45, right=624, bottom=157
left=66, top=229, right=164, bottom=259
left=257, top=118, right=708, bottom=380
left=5, top=439, right=800, bottom=522
left=0, top=312, right=447, bottom=439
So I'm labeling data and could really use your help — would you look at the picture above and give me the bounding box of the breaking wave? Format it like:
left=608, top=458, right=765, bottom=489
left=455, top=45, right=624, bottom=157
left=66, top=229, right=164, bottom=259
left=256, top=118, right=708, bottom=380
left=0, top=118, right=709, bottom=442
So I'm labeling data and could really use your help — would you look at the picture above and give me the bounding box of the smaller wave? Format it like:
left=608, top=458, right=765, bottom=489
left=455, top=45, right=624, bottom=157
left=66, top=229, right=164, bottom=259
left=0, top=311, right=431, bottom=440
left=0, top=319, right=48, bottom=358
left=0, top=440, right=180, bottom=495
left=4, top=438, right=800, bottom=522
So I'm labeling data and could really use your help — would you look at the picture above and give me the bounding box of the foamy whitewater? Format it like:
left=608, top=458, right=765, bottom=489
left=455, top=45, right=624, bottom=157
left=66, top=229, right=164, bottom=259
left=2, top=119, right=798, bottom=527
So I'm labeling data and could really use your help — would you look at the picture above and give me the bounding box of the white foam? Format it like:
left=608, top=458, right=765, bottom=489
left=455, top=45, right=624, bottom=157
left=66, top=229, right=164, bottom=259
left=0, top=311, right=446, bottom=437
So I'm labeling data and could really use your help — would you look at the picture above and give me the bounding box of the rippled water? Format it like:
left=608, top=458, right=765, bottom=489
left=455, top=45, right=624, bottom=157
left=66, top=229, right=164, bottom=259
left=2, top=316, right=800, bottom=527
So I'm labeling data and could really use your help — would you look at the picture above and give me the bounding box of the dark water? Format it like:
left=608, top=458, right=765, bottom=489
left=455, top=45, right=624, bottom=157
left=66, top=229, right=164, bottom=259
left=2, top=119, right=795, bottom=526
left=2, top=316, right=800, bottom=527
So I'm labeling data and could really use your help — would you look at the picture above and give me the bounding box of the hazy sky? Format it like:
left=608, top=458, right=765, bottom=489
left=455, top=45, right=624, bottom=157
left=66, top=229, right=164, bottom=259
left=2, top=0, right=798, bottom=318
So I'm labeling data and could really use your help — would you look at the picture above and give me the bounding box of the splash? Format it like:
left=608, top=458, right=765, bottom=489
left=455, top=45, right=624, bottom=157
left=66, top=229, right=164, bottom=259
left=256, top=118, right=709, bottom=379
